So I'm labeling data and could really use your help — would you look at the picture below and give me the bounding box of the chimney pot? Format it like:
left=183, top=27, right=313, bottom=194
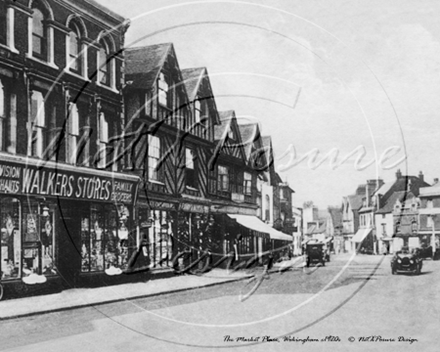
left=396, top=169, right=402, bottom=179
left=419, top=171, right=424, bottom=182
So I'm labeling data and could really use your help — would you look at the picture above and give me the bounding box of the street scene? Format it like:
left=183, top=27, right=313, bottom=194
left=1, top=0, right=440, bottom=351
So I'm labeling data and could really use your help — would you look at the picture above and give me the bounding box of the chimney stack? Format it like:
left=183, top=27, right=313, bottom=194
left=434, top=178, right=439, bottom=185
left=396, top=169, right=402, bottom=179
left=419, top=171, right=424, bottom=182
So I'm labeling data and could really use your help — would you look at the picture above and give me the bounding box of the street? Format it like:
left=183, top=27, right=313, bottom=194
left=1, top=253, right=439, bottom=352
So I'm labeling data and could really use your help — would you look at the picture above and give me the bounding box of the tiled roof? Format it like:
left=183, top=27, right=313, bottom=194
left=328, top=207, right=343, bottom=227
left=347, top=194, right=364, bottom=211
left=83, top=0, right=126, bottom=22
left=125, top=43, right=172, bottom=89
left=181, top=67, right=205, bottom=101
left=376, top=191, right=415, bottom=214
left=238, top=123, right=259, bottom=160
left=214, top=111, right=233, bottom=141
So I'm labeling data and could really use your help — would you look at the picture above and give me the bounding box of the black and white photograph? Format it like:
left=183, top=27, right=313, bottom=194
left=0, top=0, right=439, bottom=351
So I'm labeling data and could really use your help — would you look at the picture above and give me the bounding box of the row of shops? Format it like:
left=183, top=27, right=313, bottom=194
left=0, top=154, right=293, bottom=299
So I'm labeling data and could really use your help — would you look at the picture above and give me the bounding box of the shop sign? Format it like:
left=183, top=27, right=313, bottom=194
left=179, top=203, right=210, bottom=213
left=0, top=160, right=138, bottom=205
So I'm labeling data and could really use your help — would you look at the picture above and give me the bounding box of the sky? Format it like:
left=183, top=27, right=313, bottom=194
left=96, top=0, right=440, bottom=209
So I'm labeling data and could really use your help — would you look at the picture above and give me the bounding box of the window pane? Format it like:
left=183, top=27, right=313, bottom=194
left=185, top=148, right=194, bottom=169
left=1, top=198, right=20, bottom=280
left=32, top=9, right=44, bottom=36
left=0, top=81, right=4, bottom=117
left=148, top=135, right=160, bottom=181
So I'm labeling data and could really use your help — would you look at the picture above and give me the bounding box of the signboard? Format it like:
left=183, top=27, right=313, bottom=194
left=0, top=160, right=139, bottom=205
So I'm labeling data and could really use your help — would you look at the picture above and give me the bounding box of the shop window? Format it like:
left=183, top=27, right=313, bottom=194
left=30, top=90, right=46, bottom=158
left=67, top=103, right=80, bottom=164
left=218, top=166, right=229, bottom=191
left=81, top=204, right=129, bottom=272
left=144, top=210, right=173, bottom=268
left=68, top=22, right=82, bottom=74
left=148, top=135, right=161, bottom=181
left=158, top=72, right=169, bottom=107
left=244, top=172, right=252, bottom=195
left=22, top=201, right=55, bottom=276
left=32, top=7, right=47, bottom=60
left=0, top=198, right=20, bottom=280
left=0, top=1, right=6, bottom=46
left=185, top=148, right=197, bottom=189
left=98, top=39, right=112, bottom=87
left=98, top=112, right=108, bottom=168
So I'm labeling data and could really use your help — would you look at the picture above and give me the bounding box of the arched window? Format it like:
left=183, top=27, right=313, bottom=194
left=32, top=7, right=46, bottom=59
left=98, top=40, right=110, bottom=86
left=68, top=22, right=81, bottom=73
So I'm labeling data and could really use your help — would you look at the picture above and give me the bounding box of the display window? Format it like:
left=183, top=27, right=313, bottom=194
left=81, top=204, right=129, bottom=272
left=0, top=198, right=20, bottom=280
left=143, top=210, right=173, bottom=268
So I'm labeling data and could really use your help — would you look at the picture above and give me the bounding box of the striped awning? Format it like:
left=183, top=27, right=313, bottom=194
left=228, top=214, right=293, bottom=241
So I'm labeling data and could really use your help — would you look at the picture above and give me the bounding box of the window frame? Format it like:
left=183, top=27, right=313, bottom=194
left=158, top=72, right=169, bottom=108
left=98, top=112, right=108, bottom=168
left=31, top=7, right=47, bottom=60
left=217, top=165, right=229, bottom=192
left=29, top=90, right=47, bottom=158
left=0, top=1, right=6, bottom=46
left=98, top=40, right=111, bottom=87
left=67, top=102, right=80, bottom=165
left=148, top=135, right=162, bottom=182
left=68, top=22, right=82, bottom=75
left=185, top=147, right=197, bottom=189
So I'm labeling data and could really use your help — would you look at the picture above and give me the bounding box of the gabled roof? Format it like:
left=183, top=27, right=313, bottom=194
left=306, top=221, right=326, bottom=235
left=347, top=194, right=364, bottom=211
left=328, top=207, right=343, bottom=228
left=238, top=123, right=260, bottom=161
left=181, top=67, right=205, bottom=101
left=213, top=111, right=246, bottom=162
left=214, top=110, right=234, bottom=141
left=377, top=191, right=415, bottom=214
left=125, top=43, right=174, bottom=90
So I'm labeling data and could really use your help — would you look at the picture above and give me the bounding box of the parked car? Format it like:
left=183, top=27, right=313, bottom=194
left=391, top=247, right=422, bottom=275
left=306, top=243, right=326, bottom=267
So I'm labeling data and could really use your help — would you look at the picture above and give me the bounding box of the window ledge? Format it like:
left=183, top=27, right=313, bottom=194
left=63, top=68, right=91, bottom=82
left=148, top=179, right=165, bottom=186
left=186, top=186, right=199, bottom=191
left=96, top=81, right=119, bottom=94
left=25, top=54, right=59, bottom=70
left=0, top=43, right=19, bottom=54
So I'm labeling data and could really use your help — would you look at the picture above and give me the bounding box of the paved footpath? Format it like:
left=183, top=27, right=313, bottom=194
left=0, top=257, right=305, bottom=320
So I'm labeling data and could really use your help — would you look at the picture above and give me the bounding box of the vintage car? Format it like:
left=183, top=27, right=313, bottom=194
left=305, top=242, right=326, bottom=267
left=391, top=247, right=422, bottom=275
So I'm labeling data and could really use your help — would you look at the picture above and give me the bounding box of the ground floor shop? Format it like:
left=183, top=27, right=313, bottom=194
left=0, top=155, right=140, bottom=299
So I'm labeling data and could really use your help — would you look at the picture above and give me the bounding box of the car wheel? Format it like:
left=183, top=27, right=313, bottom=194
left=322, top=261, right=325, bottom=267
left=391, top=267, right=396, bottom=275
left=416, top=265, right=422, bottom=275
left=306, top=260, right=310, bottom=268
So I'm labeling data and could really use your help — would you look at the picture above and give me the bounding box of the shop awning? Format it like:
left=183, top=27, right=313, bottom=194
left=380, top=236, right=394, bottom=241
left=351, top=228, right=372, bottom=242
left=228, top=214, right=293, bottom=241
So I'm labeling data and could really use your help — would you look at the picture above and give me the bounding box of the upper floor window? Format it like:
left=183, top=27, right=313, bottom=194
left=427, top=199, right=433, bottom=209
left=98, top=40, right=111, bottom=86
left=30, top=91, right=46, bottom=158
left=227, top=127, right=234, bottom=140
left=0, top=1, right=6, bottom=46
left=158, top=73, right=169, bottom=107
left=148, top=135, right=161, bottom=181
left=194, top=100, right=201, bottom=123
left=185, top=148, right=197, bottom=189
left=32, top=8, right=46, bottom=60
left=244, top=172, right=252, bottom=195
left=218, top=166, right=229, bottom=191
left=67, top=103, right=80, bottom=165
left=265, top=194, right=270, bottom=222
left=68, top=23, right=82, bottom=74
left=0, top=80, right=5, bottom=150
left=98, top=113, right=108, bottom=168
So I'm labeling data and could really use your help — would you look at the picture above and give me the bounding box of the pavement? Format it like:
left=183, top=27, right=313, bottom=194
left=0, top=256, right=306, bottom=321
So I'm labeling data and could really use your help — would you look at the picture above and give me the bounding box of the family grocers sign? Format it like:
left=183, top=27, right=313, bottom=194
left=0, top=159, right=139, bottom=205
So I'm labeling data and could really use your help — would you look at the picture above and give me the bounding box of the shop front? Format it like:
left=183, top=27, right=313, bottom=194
left=0, top=155, right=139, bottom=299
